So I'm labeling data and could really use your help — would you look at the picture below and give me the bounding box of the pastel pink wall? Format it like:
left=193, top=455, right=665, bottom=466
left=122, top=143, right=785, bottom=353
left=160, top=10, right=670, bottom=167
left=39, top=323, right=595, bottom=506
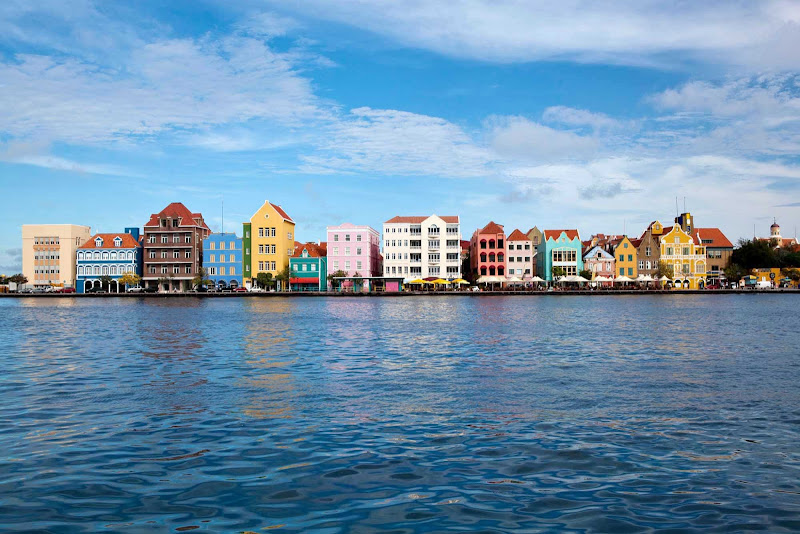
left=326, top=223, right=382, bottom=280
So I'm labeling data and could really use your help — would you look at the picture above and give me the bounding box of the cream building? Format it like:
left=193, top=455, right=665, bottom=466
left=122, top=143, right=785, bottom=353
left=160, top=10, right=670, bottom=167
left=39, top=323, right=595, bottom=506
left=382, top=215, right=461, bottom=280
left=22, top=224, right=92, bottom=288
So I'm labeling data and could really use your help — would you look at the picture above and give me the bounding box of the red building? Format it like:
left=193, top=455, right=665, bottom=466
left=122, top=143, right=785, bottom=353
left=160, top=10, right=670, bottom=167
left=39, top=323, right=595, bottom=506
left=142, top=202, right=211, bottom=292
left=470, top=221, right=506, bottom=277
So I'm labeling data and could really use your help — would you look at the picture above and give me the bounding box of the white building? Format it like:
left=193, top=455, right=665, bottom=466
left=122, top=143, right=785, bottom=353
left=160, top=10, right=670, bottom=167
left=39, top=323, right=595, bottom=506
left=382, top=215, right=462, bottom=280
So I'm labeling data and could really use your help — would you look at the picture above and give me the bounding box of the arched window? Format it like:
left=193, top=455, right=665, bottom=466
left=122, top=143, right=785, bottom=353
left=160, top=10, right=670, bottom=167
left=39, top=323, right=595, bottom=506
left=480, top=267, right=487, bottom=276
left=489, top=253, right=496, bottom=262
left=489, top=239, right=495, bottom=249
left=102, top=251, right=109, bottom=260
left=94, top=251, right=100, bottom=260
left=480, top=253, right=487, bottom=262
left=498, top=266, right=505, bottom=276
left=102, top=266, right=108, bottom=275
left=94, top=266, right=100, bottom=275
left=77, top=251, right=83, bottom=260
left=78, top=265, right=84, bottom=275
left=110, top=265, right=117, bottom=275
left=489, top=266, right=496, bottom=275
left=110, top=251, right=117, bottom=260
left=498, top=253, right=505, bottom=263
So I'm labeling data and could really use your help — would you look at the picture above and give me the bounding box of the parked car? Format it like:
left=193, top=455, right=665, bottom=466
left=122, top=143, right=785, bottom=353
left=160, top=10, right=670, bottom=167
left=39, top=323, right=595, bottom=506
left=86, top=287, right=107, bottom=294
left=234, top=287, right=248, bottom=292
left=706, top=283, right=721, bottom=290
left=247, top=286, right=263, bottom=292
left=192, top=287, right=208, bottom=293
left=33, top=287, right=49, bottom=293
left=56, top=287, right=76, bottom=293
left=19, top=288, right=34, bottom=293
left=755, top=280, right=772, bottom=289
left=143, top=286, right=158, bottom=293
left=126, top=286, right=145, bottom=293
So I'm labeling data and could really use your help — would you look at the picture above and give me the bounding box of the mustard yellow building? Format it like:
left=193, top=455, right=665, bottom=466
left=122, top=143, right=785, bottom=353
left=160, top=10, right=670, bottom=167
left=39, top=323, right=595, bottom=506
left=243, top=200, right=295, bottom=290
left=660, top=225, right=706, bottom=289
left=613, top=236, right=638, bottom=279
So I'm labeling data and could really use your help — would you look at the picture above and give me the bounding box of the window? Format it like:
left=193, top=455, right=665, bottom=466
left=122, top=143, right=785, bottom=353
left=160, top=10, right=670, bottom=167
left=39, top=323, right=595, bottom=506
left=246, top=231, right=250, bottom=238
left=149, top=251, right=156, bottom=259
left=666, top=247, right=673, bottom=255
left=209, top=242, right=215, bottom=250
left=639, top=261, right=645, bottom=269
left=356, top=248, right=362, bottom=255
left=219, top=242, right=226, bottom=250
left=628, top=268, right=633, bottom=276
left=345, top=247, right=351, bottom=255
left=356, top=235, right=362, bottom=242
left=220, top=267, right=226, bottom=276
left=357, top=261, right=362, bottom=270
left=173, top=266, right=180, bottom=274
left=173, top=250, right=180, bottom=259
left=161, top=236, right=168, bottom=243
left=628, top=254, right=633, bottom=262
left=185, top=266, right=191, bottom=274
left=230, top=255, right=235, bottom=263
left=208, top=267, right=216, bottom=275
left=620, top=267, right=624, bottom=275
left=682, top=247, right=690, bottom=256
left=259, top=228, right=264, bottom=238
left=333, top=261, right=339, bottom=270
left=333, top=247, right=338, bottom=256
left=149, top=236, right=156, bottom=243
left=161, top=251, right=168, bottom=259
left=345, top=234, right=351, bottom=241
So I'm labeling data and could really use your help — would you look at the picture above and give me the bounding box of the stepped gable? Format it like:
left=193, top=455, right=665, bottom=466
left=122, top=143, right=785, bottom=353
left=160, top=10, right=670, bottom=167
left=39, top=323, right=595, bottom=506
left=544, top=229, right=580, bottom=241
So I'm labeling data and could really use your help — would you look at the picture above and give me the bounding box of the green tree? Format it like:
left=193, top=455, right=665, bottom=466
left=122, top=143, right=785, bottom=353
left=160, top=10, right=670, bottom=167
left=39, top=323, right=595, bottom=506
left=274, top=264, right=295, bottom=291
left=0, top=275, right=7, bottom=285
left=9, top=273, right=28, bottom=288
left=327, top=269, right=348, bottom=291
left=656, top=261, right=674, bottom=279
left=731, top=239, right=778, bottom=270
left=551, top=266, right=566, bottom=279
left=100, top=274, right=113, bottom=292
left=119, top=272, right=141, bottom=289
left=723, top=263, right=745, bottom=284
left=579, top=269, right=592, bottom=280
left=255, top=271, right=274, bottom=289
left=192, top=267, right=212, bottom=289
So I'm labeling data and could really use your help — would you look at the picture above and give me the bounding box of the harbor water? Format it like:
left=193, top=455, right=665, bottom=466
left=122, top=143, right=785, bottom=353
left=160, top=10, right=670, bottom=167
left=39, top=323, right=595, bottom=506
left=1, top=295, right=799, bottom=532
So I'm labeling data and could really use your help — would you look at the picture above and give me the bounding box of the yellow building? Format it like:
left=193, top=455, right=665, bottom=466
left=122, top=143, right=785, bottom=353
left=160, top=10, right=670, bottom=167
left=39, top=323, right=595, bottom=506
left=244, top=200, right=295, bottom=289
left=660, top=225, right=706, bottom=289
left=613, top=236, right=638, bottom=279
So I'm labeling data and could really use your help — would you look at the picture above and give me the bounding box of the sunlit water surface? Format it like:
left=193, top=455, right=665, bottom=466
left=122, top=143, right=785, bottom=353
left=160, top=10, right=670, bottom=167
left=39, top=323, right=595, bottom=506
left=1, top=295, right=799, bottom=532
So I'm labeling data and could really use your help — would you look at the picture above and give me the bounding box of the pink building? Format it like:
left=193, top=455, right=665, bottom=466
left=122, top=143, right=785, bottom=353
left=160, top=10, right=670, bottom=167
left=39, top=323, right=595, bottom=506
left=326, top=223, right=382, bottom=290
left=470, top=221, right=506, bottom=277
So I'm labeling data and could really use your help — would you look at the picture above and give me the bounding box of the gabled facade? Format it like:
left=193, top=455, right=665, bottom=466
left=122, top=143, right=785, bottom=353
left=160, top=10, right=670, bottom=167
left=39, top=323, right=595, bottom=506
left=660, top=225, right=707, bottom=289
left=506, top=229, right=534, bottom=279
left=582, top=245, right=615, bottom=280
left=327, top=223, right=382, bottom=290
left=540, top=229, right=583, bottom=281
left=76, top=228, right=143, bottom=293
left=290, top=242, right=327, bottom=292
left=142, top=202, right=211, bottom=292
left=692, top=228, right=733, bottom=285
left=612, top=236, right=638, bottom=279
left=636, top=221, right=665, bottom=277
left=382, top=215, right=461, bottom=280
left=470, top=221, right=506, bottom=277
left=244, top=200, right=295, bottom=290
left=526, top=227, right=544, bottom=276
left=203, top=233, right=243, bottom=289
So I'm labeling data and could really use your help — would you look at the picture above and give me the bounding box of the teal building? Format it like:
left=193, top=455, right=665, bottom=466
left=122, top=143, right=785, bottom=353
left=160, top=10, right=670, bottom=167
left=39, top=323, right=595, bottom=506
left=538, top=229, right=584, bottom=281
left=289, top=242, right=327, bottom=291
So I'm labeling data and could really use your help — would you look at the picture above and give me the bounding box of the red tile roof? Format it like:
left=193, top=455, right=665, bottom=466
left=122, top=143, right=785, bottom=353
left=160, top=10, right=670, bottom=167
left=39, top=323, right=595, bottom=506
left=271, top=202, right=294, bottom=223
left=292, top=242, right=326, bottom=258
left=385, top=215, right=459, bottom=224
left=692, top=228, right=733, bottom=248
left=506, top=229, right=530, bottom=241
left=629, top=238, right=643, bottom=247
left=460, top=239, right=470, bottom=251
left=144, top=202, right=210, bottom=230
left=479, top=221, right=505, bottom=235
left=544, top=229, right=580, bottom=241
left=79, top=233, right=141, bottom=249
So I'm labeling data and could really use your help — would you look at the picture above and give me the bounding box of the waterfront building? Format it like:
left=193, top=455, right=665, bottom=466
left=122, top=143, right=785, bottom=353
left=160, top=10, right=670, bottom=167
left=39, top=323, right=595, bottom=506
left=612, top=236, right=638, bottom=278
left=636, top=221, right=665, bottom=277
left=382, top=215, right=462, bottom=280
left=691, top=228, right=733, bottom=285
left=470, top=221, right=506, bottom=278
left=290, top=242, right=327, bottom=292
left=539, top=230, right=583, bottom=281
left=76, top=229, right=142, bottom=293
left=22, top=224, right=92, bottom=289
left=142, top=202, right=211, bottom=292
left=326, top=223, right=382, bottom=291
left=660, top=224, right=707, bottom=289
left=526, top=227, right=544, bottom=276
left=203, top=233, right=243, bottom=289
left=243, top=200, right=295, bottom=290
left=506, top=229, right=534, bottom=280
left=583, top=245, right=615, bottom=281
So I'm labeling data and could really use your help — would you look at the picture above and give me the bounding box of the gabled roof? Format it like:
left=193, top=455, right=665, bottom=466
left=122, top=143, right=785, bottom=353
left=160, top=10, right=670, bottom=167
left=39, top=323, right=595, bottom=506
left=460, top=239, right=470, bottom=250
left=544, top=229, right=580, bottom=241
left=385, top=215, right=459, bottom=224
left=507, top=229, right=530, bottom=241
left=144, top=202, right=210, bottom=230
left=479, top=221, right=505, bottom=235
left=271, top=202, right=293, bottom=223
left=629, top=238, right=643, bottom=247
left=79, top=233, right=141, bottom=249
left=583, top=245, right=614, bottom=260
left=292, top=242, right=326, bottom=258
left=692, top=228, right=733, bottom=249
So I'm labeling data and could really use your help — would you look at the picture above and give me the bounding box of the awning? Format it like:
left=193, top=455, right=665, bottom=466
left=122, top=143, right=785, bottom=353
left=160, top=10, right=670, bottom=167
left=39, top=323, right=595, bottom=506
left=290, top=277, right=320, bottom=284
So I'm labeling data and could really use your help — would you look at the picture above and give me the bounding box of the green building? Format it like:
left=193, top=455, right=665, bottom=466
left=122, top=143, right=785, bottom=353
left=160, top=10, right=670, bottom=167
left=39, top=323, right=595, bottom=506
left=289, top=242, right=327, bottom=291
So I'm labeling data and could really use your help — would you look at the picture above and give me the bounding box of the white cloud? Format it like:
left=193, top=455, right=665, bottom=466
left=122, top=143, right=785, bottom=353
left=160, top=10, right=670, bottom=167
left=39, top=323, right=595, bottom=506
left=542, top=106, right=625, bottom=131
left=300, top=107, right=497, bottom=177
left=488, top=116, right=597, bottom=161
left=270, top=0, right=800, bottom=69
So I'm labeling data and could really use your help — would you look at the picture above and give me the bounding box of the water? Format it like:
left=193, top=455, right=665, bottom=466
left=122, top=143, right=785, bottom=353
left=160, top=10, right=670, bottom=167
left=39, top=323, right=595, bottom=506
left=1, top=295, right=799, bottom=533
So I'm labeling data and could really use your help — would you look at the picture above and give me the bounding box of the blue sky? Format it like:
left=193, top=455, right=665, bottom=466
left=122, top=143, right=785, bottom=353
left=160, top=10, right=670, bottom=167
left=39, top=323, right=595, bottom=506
left=2, top=0, right=800, bottom=272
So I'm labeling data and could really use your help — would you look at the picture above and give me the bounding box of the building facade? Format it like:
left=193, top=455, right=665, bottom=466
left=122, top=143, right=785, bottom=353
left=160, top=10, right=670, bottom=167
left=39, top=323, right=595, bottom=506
left=539, top=230, right=583, bottom=281
left=382, top=215, right=461, bottom=280
left=470, top=221, right=506, bottom=278
left=526, top=227, right=544, bottom=277
left=22, top=224, right=92, bottom=289
left=203, top=233, right=243, bottom=289
left=692, top=228, right=733, bottom=285
left=636, top=221, right=665, bottom=277
left=506, top=229, right=534, bottom=279
left=326, top=223, right=382, bottom=290
left=76, top=229, right=143, bottom=293
left=290, top=242, right=327, bottom=291
left=660, top=225, right=707, bottom=289
left=243, top=200, right=295, bottom=290
left=142, top=202, right=211, bottom=292
left=583, top=245, right=615, bottom=280
left=612, top=236, right=638, bottom=278
left=758, top=220, right=798, bottom=249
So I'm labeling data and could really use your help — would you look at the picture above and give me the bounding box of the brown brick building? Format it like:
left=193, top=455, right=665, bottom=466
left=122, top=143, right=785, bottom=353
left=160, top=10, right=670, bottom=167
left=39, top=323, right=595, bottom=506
left=142, top=202, right=211, bottom=292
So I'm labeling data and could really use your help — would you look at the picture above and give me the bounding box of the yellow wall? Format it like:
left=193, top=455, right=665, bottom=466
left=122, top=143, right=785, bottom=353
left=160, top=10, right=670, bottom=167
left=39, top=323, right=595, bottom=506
left=660, top=226, right=707, bottom=289
left=247, top=201, right=295, bottom=285
left=614, top=236, right=638, bottom=278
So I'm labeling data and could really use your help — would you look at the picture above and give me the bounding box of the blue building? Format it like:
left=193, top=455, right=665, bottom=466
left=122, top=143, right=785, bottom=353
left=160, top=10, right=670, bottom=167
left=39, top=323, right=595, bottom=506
left=76, top=228, right=143, bottom=293
left=538, top=229, right=584, bottom=281
left=203, top=233, right=243, bottom=289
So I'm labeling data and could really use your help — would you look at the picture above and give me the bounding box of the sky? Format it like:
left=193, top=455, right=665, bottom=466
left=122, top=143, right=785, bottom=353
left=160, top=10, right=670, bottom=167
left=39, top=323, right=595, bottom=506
left=2, top=0, right=800, bottom=273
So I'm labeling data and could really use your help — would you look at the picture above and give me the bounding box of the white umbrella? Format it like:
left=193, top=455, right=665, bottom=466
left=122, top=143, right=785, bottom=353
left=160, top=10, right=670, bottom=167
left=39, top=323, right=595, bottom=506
left=562, top=275, right=589, bottom=283
left=595, top=275, right=612, bottom=282
left=637, top=274, right=654, bottom=282
left=615, top=275, right=634, bottom=283
left=530, top=276, right=545, bottom=282
left=506, top=275, right=523, bottom=283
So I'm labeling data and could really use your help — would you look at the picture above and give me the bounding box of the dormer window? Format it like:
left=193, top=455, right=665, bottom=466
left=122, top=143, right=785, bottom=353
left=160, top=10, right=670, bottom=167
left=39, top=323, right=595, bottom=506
left=114, top=237, right=122, bottom=247
left=95, top=237, right=103, bottom=247
left=302, top=250, right=309, bottom=258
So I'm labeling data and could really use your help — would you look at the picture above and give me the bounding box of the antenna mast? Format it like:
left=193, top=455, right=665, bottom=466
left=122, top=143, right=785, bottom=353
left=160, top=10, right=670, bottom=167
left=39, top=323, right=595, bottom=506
left=221, top=196, right=224, bottom=234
